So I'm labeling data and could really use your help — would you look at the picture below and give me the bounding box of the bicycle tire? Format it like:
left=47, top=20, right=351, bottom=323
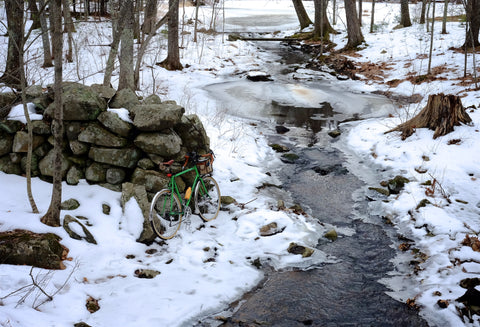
left=194, top=176, right=221, bottom=221
left=149, top=189, right=183, bottom=239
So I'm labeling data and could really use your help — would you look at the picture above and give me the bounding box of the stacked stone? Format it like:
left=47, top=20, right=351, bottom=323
left=0, top=82, right=210, bottom=194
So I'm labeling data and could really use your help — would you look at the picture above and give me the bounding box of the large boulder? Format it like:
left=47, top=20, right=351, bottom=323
left=85, top=162, right=107, bottom=182
left=97, top=111, right=132, bottom=137
left=131, top=168, right=171, bottom=193
left=77, top=122, right=127, bottom=148
left=174, top=114, right=210, bottom=153
left=0, top=155, right=21, bottom=174
left=38, top=149, right=71, bottom=177
left=121, top=183, right=155, bottom=244
left=90, top=84, right=116, bottom=100
left=132, top=103, right=184, bottom=131
left=134, top=132, right=182, bottom=158
left=88, top=146, right=141, bottom=168
left=109, top=88, right=141, bottom=110
left=0, top=229, right=69, bottom=270
left=45, top=82, right=107, bottom=121
left=0, top=133, right=13, bottom=156
left=12, top=131, right=45, bottom=152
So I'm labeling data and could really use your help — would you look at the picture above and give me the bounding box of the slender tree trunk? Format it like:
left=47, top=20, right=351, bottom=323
left=400, top=0, right=412, bottom=27
left=38, top=0, right=53, bottom=67
left=134, top=0, right=176, bottom=88
left=333, top=0, right=337, bottom=25
left=103, top=0, right=129, bottom=87
left=63, top=0, right=75, bottom=62
left=160, top=0, right=183, bottom=70
left=142, top=0, right=158, bottom=35
left=0, top=0, right=24, bottom=88
left=194, top=0, right=200, bottom=41
left=314, top=0, right=335, bottom=39
left=134, top=0, right=142, bottom=40
left=420, top=0, right=427, bottom=24
left=19, top=13, right=39, bottom=214
left=28, top=0, right=42, bottom=29
left=358, top=0, right=363, bottom=26
left=41, top=0, right=64, bottom=227
left=441, top=0, right=448, bottom=34
left=427, top=0, right=435, bottom=74
left=370, top=0, right=375, bottom=33
left=344, top=0, right=364, bottom=49
left=292, top=0, right=312, bottom=30
left=463, top=0, right=480, bottom=47
left=118, top=0, right=135, bottom=90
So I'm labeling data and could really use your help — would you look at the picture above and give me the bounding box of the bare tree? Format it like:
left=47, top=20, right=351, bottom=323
left=370, top=0, right=375, bottom=33
left=0, top=0, right=24, bottom=88
left=38, top=0, right=53, bottom=67
left=344, top=0, right=364, bottom=49
left=427, top=0, right=436, bottom=74
left=142, top=0, right=158, bottom=35
left=41, top=0, right=64, bottom=227
left=159, top=0, right=183, bottom=70
left=292, top=0, right=312, bottom=30
left=313, top=0, right=335, bottom=40
left=441, top=0, right=448, bottom=34
left=463, top=0, right=480, bottom=47
left=118, top=0, right=135, bottom=91
left=400, top=0, right=412, bottom=27
left=358, top=0, right=363, bottom=26
left=420, top=0, right=427, bottom=24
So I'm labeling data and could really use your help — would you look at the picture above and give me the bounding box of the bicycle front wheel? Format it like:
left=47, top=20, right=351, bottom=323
left=149, top=189, right=183, bottom=239
left=194, top=176, right=221, bottom=221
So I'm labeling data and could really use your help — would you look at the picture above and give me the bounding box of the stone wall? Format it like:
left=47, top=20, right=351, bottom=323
left=0, top=82, right=211, bottom=194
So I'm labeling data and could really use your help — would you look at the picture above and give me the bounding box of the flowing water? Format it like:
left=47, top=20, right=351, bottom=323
left=197, top=8, right=430, bottom=326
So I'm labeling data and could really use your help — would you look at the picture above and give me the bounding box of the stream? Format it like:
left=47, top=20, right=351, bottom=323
left=197, top=8, right=430, bottom=327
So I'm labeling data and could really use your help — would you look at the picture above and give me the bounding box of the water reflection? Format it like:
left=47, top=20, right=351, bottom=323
left=271, top=100, right=339, bottom=133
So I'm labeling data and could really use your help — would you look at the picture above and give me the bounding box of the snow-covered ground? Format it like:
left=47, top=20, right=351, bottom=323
left=1, top=1, right=479, bottom=326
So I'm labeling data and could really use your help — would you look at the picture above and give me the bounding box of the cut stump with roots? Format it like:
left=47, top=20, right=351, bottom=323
left=386, top=93, right=472, bottom=140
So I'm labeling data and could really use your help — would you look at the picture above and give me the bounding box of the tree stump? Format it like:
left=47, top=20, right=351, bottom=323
left=386, top=93, right=472, bottom=140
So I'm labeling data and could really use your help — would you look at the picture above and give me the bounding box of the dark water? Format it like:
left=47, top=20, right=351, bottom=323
left=200, top=37, right=429, bottom=326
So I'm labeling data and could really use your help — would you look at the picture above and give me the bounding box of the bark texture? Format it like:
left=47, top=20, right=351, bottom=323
left=292, top=0, right=312, bottom=30
left=0, top=0, right=24, bottom=88
left=41, top=0, right=63, bottom=227
left=400, top=0, right=412, bottom=27
left=464, top=0, right=480, bottom=47
left=385, top=94, right=472, bottom=140
left=344, top=0, right=364, bottom=49
left=160, top=0, right=183, bottom=70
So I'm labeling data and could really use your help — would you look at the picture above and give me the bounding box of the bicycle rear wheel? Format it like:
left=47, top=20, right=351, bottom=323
left=149, top=189, right=183, bottom=239
left=194, top=176, right=221, bottom=221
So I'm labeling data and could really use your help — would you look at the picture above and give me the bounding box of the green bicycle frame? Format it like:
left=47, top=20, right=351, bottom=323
left=166, top=165, right=209, bottom=215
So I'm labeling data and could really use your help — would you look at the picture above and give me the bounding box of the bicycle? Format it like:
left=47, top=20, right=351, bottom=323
left=149, top=151, right=221, bottom=239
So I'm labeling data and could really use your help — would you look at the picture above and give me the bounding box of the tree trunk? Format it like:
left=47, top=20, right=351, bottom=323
left=441, top=0, right=448, bottom=34
left=41, top=0, right=64, bottom=227
left=38, top=0, right=53, bottom=67
left=19, top=10, right=39, bottom=214
left=292, top=0, right=312, bottom=30
left=28, top=0, right=42, bottom=29
left=400, top=0, right=412, bottom=27
left=463, top=0, right=480, bottom=48
left=142, top=0, right=158, bottom=35
left=420, top=0, right=427, bottom=24
left=0, top=0, right=24, bottom=88
left=370, top=0, right=375, bottom=33
left=63, top=0, right=75, bottom=63
left=385, top=94, right=472, bottom=140
left=344, top=0, right=364, bottom=49
left=118, top=0, right=135, bottom=91
left=358, top=0, right=363, bottom=26
left=427, top=0, right=436, bottom=74
left=313, top=0, right=336, bottom=39
left=159, top=0, right=183, bottom=70
left=103, top=0, right=126, bottom=87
